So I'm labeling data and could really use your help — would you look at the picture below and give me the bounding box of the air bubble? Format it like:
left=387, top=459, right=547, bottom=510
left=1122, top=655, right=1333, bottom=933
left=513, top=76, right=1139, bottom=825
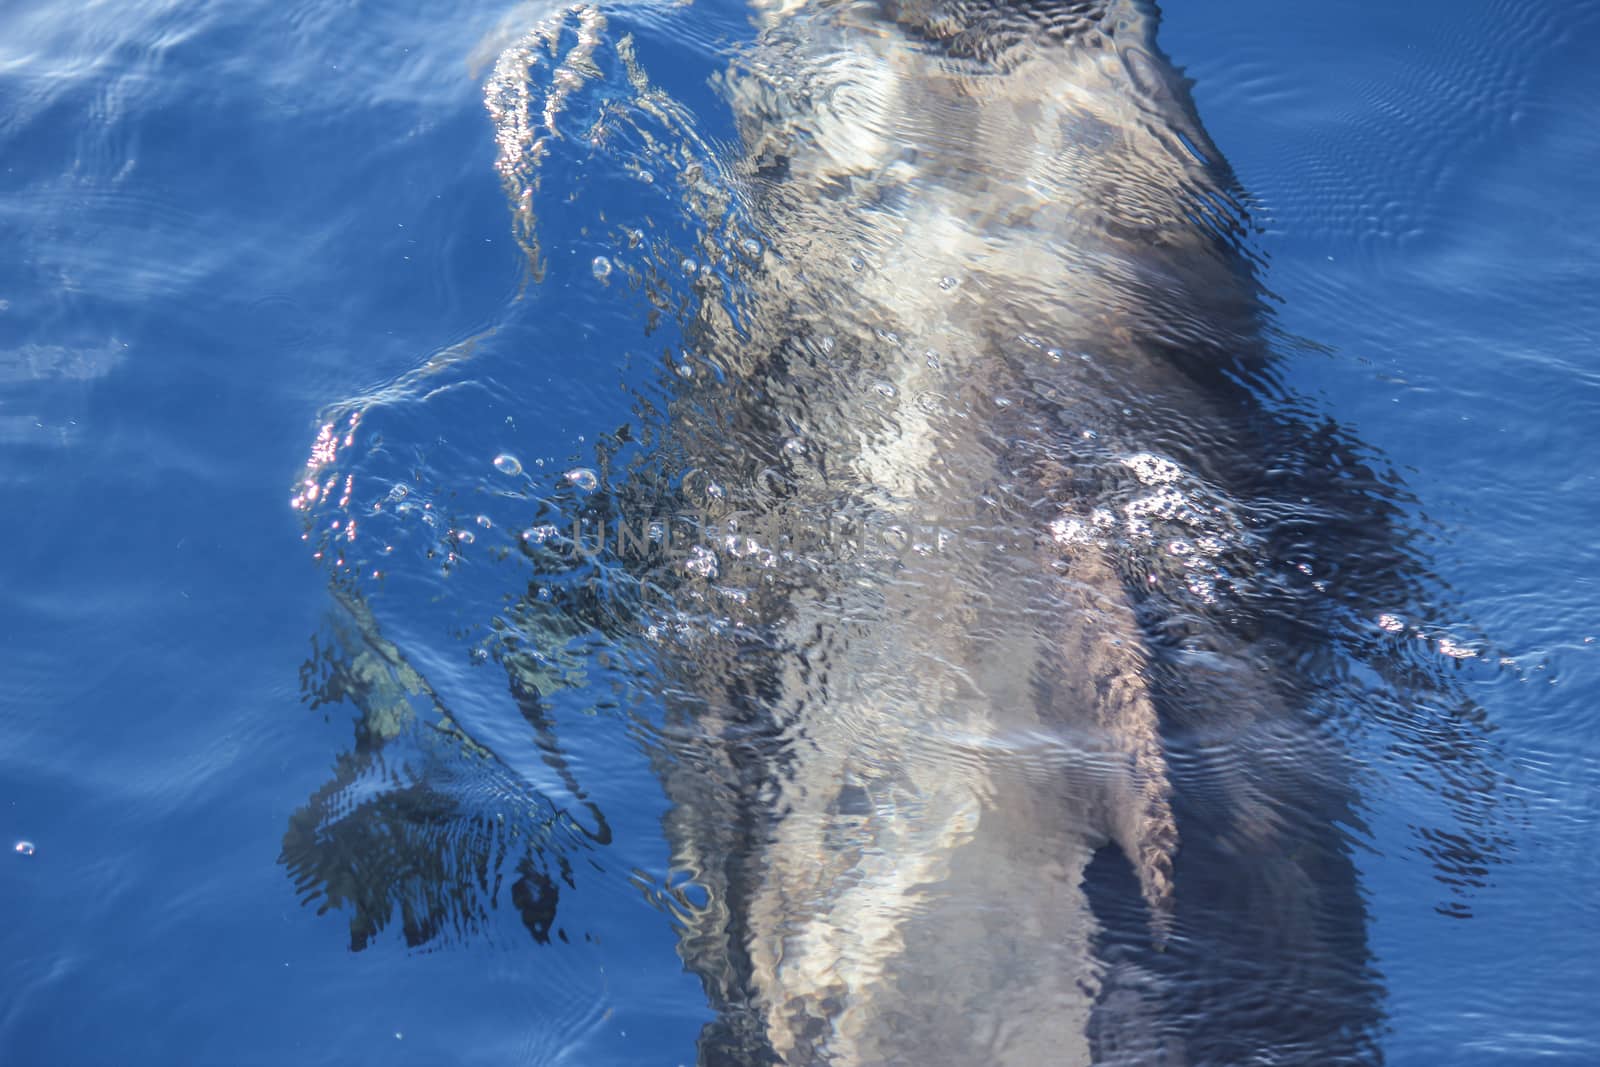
left=1124, top=453, right=1182, bottom=486
left=1050, top=517, right=1091, bottom=545
left=493, top=454, right=523, bottom=477
left=14, top=841, right=35, bottom=856
left=566, top=468, right=600, bottom=492
left=684, top=545, right=719, bottom=578
left=591, top=256, right=613, bottom=281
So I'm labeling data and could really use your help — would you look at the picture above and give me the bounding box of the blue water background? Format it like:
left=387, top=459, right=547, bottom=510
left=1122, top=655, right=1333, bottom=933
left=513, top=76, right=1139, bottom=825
left=2, top=0, right=1597, bottom=1063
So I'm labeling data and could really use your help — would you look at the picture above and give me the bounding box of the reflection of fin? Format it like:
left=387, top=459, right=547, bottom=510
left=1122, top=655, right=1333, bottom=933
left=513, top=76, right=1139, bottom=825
left=320, top=581, right=489, bottom=756
left=511, top=856, right=562, bottom=945
left=283, top=762, right=499, bottom=950
left=507, top=659, right=613, bottom=846
left=284, top=588, right=599, bottom=951
left=1056, top=544, right=1176, bottom=939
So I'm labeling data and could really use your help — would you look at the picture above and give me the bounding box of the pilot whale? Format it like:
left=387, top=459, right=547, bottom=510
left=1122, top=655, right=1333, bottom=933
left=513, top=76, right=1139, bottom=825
left=633, top=1, right=1383, bottom=1063
left=281, top=0, right=1509, bottom=1062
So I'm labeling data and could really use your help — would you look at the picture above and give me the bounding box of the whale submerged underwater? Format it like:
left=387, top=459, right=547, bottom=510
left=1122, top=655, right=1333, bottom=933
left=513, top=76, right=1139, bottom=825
left=283, top=1, right=1509, bottom=1063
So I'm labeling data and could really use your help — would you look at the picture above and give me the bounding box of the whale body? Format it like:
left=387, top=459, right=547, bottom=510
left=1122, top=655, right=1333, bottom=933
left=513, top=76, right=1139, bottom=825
left=283, top=2, right=1510, bottom=1063
left=637, top=1, right=1379, bottom=1063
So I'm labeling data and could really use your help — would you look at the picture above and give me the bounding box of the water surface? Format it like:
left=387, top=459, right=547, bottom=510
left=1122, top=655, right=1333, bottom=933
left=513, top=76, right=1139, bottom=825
left=2, top=0, right=1597, bottom=1064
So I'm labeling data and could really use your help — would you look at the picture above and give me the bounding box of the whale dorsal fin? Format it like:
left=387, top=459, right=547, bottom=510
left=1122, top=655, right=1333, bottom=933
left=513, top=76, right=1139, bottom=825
left=1054, top=543, right=1178, bottom=940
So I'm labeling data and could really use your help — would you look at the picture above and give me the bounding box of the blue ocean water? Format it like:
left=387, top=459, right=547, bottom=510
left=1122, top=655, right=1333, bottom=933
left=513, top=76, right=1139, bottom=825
left=1, top=0, right=1596, bottom=1064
